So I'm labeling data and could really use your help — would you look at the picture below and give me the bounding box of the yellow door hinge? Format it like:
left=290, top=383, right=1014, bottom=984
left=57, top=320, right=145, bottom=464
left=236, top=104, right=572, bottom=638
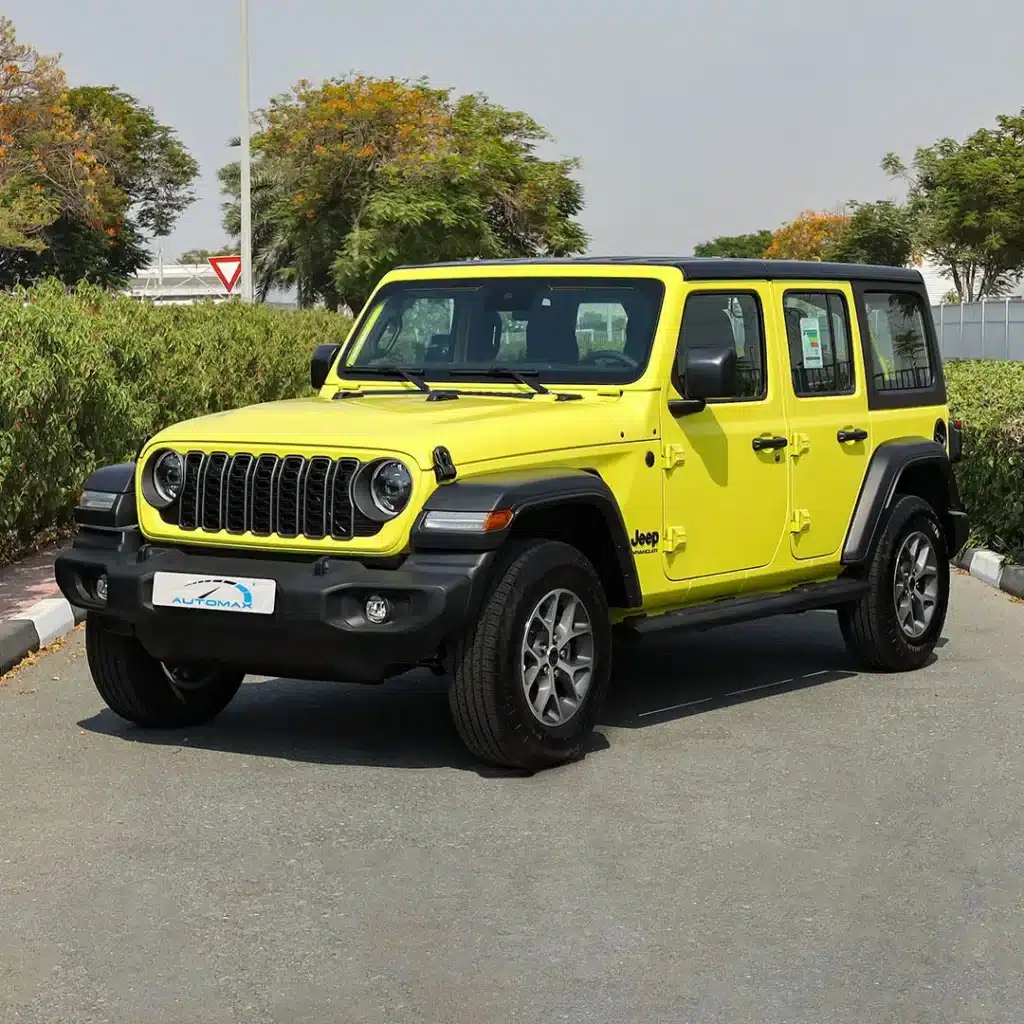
left=790, top=509, right=812, bottom=534
left=663, top=526, right=687, bottom=552
left=791, top=432, right=811, bottom=457
left=662, top=444, right=686, bottom=470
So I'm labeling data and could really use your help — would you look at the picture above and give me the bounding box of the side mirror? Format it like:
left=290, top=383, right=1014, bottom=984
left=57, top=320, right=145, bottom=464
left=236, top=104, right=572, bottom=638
left=671, top=345, right=738, bottom=414
left=310, top=344, right=341, bottom=390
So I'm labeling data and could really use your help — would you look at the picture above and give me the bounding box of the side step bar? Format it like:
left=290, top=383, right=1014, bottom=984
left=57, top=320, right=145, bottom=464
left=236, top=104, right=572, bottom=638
left=655, top=578, right=868, bottom=633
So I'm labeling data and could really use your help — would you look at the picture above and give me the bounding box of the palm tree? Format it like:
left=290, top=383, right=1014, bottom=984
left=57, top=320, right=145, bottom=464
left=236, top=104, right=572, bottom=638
left=219, top=143, right=341, bottom=309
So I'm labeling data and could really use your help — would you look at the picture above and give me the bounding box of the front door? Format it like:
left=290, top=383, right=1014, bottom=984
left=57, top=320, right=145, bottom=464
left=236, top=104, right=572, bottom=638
left=774, top=283, right=872, bottom=560
left=661, top=283, right=790, bottom=582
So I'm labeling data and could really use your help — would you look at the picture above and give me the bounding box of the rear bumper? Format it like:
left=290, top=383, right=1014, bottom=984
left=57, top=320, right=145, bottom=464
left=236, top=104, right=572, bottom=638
left=55, top=530, right=493, bottom=683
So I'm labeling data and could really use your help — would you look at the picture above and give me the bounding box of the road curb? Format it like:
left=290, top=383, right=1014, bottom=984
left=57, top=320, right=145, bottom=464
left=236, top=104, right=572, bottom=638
left=0, top=598, right=86, bottom=676
left=953, top=546, right=1024, bottom=600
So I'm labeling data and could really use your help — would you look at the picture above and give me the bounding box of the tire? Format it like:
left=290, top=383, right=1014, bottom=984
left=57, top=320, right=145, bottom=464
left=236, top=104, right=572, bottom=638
left=85, top=614, right=244, bottom=728
left=448, top=540, right=612, bottom=771
left=839, top=495, right=950, bottom=672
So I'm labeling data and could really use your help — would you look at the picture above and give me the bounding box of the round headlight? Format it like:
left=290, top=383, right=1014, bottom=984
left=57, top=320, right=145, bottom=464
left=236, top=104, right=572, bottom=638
left=369, top=460, right=413, bottom=516
left=152, top=451, right=184, bottom=505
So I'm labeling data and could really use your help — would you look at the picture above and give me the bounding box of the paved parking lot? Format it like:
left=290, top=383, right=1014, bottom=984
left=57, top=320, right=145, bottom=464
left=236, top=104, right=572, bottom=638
left=1, top=571, right=1021, bottom=1023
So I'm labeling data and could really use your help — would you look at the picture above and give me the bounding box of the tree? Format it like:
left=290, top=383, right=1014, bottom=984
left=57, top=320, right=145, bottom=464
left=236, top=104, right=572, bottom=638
left=692, top=230, right=773, bottom=259
left=0, top=19, right=198, bottom=288
left=884, top=112, right=1024, bottom=301
left=219, top=75, right=587, bottom=311
left=180, top=247, right=236, bottom=264
left=0, top=18, right=103, bottom=258
left=823, top=200, right=914, bottom=267
left=765, top=210, right=849, bottom=260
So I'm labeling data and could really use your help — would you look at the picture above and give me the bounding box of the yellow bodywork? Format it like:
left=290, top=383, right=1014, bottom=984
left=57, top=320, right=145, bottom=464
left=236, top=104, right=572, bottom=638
left=137, top=262, right=948, bottom=617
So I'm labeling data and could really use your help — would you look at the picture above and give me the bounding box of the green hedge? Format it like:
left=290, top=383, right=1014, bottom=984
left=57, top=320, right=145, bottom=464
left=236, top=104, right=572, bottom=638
left=945, top=361, right=1024, bottom=561
left=1, top=284, right=1021, bottom=564
left=0, top=281, right=350, bottom=562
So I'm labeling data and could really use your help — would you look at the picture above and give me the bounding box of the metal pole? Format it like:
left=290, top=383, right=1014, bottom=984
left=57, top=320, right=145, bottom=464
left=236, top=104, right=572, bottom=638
left=239, top=0, right=253, bottom=302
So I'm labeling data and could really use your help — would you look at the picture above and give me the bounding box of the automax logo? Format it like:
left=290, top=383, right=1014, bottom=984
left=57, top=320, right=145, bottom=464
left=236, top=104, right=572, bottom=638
left=171, top=578, right=254, bottom=611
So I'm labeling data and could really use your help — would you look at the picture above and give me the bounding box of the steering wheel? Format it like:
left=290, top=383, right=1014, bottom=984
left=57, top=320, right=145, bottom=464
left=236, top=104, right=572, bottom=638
left=579, top=349, right=637, bottom=369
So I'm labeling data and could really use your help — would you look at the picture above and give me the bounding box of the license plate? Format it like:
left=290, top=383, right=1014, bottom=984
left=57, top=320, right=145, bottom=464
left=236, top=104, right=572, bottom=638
left=152, top=572, right=276, bottom=615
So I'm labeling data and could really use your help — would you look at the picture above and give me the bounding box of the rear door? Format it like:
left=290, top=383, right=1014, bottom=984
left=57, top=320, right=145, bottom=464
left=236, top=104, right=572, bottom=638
left=774, top=282, right=872, bottom=560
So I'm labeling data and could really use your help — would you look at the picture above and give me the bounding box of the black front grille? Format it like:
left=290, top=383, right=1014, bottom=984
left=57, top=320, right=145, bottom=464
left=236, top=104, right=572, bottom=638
left=165, top=451, right=380, bottom=540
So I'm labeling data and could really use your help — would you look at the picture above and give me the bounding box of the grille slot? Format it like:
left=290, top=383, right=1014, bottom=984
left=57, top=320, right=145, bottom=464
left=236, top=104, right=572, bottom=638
left=275, top=456, right=306, bottom=538
left=303, top=457, right=333, bottom=540
left=166, top=452, right=379, bottom=541
left=201, top=453, right=229, bottom=532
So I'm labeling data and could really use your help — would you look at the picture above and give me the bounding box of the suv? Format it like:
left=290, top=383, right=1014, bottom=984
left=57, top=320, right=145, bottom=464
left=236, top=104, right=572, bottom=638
left=57, top=258, right=968, bottom=770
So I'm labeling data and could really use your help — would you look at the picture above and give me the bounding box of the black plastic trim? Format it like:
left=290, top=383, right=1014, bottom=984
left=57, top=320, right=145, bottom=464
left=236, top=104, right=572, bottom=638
left=395, top=256, right=924, bottom=285
left=655, top=578, right=869, bottom=632
left=74, top=463, right=138, bottom=530
left=842, top=439, right=967, bottom=564
left=412, top=468, right=643, bottom=608
left=54, top=542, right=496, bottom=684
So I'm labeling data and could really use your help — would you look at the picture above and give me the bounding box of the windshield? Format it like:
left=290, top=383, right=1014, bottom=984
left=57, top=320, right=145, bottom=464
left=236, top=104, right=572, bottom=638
left=339, top=276, right=665, bottom=385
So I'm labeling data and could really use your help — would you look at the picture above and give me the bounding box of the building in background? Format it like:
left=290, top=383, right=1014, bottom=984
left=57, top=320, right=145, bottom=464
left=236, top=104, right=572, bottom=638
left=122, top=263, right=297, bottom=308
left=919, top=259, right=1024, bottom=305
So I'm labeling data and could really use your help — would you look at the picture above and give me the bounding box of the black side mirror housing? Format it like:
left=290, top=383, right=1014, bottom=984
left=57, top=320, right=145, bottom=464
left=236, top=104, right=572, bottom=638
left=310, top=344, right=341, bottom=390
left=670, top=345, right=739, bottom=415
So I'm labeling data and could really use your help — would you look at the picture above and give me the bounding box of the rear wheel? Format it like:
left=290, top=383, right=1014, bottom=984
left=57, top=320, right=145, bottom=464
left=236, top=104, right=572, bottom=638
left=448, top=540, right=612, bottom=771
left=86, top=614, right=244, bottom=727
left=839, top=495, right=949, bottom=672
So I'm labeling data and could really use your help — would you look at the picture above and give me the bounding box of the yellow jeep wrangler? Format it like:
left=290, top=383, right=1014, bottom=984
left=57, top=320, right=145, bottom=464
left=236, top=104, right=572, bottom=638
left=57, top=258, right=968, bottom=770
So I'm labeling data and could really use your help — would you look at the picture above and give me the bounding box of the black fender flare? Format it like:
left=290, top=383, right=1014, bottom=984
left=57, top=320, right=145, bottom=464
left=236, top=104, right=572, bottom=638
left=411, top=467, right=643, bottom=609
left=75, top=462, right=138, bottom=530
left=842, top=439, right=968, bottom=565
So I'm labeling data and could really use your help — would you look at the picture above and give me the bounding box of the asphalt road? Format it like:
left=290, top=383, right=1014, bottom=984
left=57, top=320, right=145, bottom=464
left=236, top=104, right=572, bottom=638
left=1, top=571, right=1021, bottom=1024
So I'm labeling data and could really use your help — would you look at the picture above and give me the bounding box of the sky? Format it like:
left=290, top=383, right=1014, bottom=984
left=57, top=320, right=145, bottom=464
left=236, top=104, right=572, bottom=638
left=10, top=0, right=1024, bottom=262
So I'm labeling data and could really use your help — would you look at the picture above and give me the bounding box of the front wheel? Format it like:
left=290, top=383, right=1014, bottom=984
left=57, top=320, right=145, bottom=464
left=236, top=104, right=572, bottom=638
left=86, top=614, right=244, bottom=727
left=448, top=540, right=612, bottom=771
left=839, top=495, right=950, bottom=672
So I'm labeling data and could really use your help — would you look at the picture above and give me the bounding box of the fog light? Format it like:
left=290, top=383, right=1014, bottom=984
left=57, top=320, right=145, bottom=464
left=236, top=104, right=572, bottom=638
left=94, top=574, right=109, bottom=603
left=365, top=595, right=390, bottom=624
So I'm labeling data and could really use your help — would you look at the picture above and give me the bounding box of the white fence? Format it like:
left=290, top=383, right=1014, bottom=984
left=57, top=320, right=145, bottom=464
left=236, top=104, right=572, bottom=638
left=932, top=300, right=1024, bottom=361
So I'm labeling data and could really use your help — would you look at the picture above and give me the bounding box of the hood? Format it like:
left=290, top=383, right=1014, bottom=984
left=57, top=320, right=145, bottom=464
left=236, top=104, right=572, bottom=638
left=152, top=390, right=648, bottom=469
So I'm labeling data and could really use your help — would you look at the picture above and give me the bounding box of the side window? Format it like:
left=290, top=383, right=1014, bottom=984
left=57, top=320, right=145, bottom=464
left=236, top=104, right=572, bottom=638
left=679, top=292, right=766, bottom=400
left=360, top=296, right=454, bottom=365
left=575, top=302, right=628, bottom=357
left=783, top=291, right=854, bottom=397
left=862, top=292, right=934, bottom=391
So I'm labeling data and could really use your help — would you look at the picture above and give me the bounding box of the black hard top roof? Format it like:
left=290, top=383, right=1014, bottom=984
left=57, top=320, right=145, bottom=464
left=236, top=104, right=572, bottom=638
left=397, top=256, right=923, bottom=285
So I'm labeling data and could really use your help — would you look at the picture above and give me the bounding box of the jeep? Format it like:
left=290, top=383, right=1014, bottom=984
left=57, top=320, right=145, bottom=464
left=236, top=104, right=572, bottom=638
left=56, top=258, right=968, bottom=770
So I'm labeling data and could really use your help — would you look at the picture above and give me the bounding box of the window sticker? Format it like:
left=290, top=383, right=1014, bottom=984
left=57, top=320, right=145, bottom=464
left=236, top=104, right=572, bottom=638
left=800, top=317, right=824, bottom=370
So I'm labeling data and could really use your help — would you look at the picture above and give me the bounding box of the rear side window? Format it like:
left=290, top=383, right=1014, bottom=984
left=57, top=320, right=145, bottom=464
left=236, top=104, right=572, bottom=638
left=863, top=292, right=934, bottom=391
left=783, top=291, right=854, bottom=397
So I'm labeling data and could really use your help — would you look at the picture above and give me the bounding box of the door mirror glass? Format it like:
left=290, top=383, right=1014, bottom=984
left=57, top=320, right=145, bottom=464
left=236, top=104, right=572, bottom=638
left=680, top=345, right=739, bottom=400
left=310, top=343, right=341, bottom=390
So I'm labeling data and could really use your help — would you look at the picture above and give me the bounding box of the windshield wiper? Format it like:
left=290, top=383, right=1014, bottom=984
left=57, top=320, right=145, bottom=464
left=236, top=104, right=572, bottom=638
left=342, top=365, right=432, bottom=392
left=451, top=367, right=550, bottom=395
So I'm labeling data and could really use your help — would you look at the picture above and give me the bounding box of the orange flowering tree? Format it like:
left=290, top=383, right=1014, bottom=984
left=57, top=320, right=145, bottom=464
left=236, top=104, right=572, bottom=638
left=0, top=16, right=101, bottom=253
left=0, top=18, right=198, bottom=288
left=765, top=210, right=850, bottom=261
left=220, top=75, right=587, bottom=311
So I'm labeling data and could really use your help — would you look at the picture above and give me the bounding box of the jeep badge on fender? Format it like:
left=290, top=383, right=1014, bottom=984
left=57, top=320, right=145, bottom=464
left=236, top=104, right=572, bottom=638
left=56, top=257, right=968, bottom=772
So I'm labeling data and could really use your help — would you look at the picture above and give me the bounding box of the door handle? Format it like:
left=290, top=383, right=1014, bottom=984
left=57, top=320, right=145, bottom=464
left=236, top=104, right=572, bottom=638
left=837, top=428, right=868, bottom=443
left=752, top=435, right=789, bottom=452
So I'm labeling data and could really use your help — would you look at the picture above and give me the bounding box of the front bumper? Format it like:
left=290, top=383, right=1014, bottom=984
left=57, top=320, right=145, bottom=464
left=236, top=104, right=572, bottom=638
left=55, top=530, right=493, bottom=683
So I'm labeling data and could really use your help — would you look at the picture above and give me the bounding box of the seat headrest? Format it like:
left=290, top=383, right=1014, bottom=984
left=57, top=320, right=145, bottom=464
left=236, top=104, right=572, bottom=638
left=681, top=300, right=736, bottom=351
